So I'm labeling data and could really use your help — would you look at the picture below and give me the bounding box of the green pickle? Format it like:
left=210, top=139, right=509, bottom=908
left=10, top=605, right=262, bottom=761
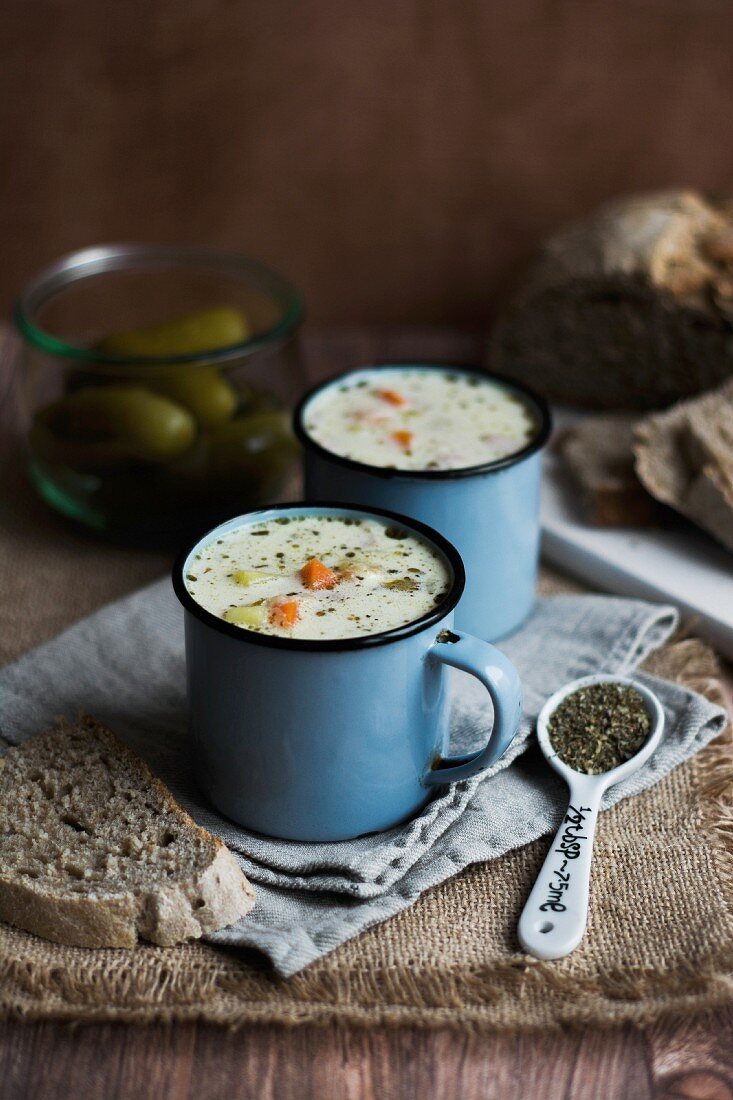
left=96, top=305, right=250, bottom=359
left=207, top=410, right=298, bottom=486
left=166, top=410, right=297, bottom=497
left=145, top=367, right=239, bottom=430
left=32, top=387, right=197, bottom=469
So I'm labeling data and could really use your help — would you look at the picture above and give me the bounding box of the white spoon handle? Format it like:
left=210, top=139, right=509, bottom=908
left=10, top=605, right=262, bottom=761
left=518, top=778, right=604, bottom=960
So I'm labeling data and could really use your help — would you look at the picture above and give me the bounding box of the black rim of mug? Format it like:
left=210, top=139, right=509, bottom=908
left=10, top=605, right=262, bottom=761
left=172, top=501, right=467, bottom=652
left=292, top=361, right=552, bottom=481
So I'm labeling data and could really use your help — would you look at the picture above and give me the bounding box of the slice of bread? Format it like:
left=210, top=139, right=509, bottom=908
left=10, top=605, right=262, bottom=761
left=634, top=378, right=733, bottom=552
left=0, top=717, right=255, bottom=948
left=556, top=414, right=658, bottom=527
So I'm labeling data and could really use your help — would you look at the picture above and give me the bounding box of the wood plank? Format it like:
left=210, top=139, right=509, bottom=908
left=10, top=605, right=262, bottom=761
left=648, top=1015, right=733, bottom=1100
left=1, top=1014, right=733, bottom=1099
left=0, top=1020, right=650, bottom=1100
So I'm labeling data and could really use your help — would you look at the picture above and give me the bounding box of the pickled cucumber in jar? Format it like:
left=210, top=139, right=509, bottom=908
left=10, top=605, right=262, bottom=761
left=165, top=410, right=298, bottom=499
left=144, top=367, right=240, bottom=430
left=31, top=386, right=197, bottom=470
left=96, top=305, right=250, bottom=359
left=210, top=410, right=298, bottom=488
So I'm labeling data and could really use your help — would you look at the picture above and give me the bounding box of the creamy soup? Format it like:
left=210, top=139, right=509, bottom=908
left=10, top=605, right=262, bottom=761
left=186, top=514, right=452, bottom=640
left=302, top=368, right=537, bottom=472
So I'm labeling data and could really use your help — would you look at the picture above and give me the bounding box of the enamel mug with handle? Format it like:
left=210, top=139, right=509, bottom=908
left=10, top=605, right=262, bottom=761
left=173, top=503, right=523, bottom=842
left=293, top=364, right=552, bottom=642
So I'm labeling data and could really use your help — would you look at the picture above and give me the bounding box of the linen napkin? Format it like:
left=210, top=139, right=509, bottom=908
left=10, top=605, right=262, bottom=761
left=0, top=579, right=727, bottom=976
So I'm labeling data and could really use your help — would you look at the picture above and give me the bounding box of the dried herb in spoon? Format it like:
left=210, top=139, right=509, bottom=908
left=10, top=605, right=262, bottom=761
left=548, top=683, right=651, bottom=774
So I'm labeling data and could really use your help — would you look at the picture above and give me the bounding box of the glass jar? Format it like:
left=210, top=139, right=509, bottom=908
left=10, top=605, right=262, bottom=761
left=14, top=244, right=305, bottom=544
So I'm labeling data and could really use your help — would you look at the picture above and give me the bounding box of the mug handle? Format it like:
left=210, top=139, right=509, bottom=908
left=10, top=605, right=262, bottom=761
left=423, top=630, right=523, bottom=786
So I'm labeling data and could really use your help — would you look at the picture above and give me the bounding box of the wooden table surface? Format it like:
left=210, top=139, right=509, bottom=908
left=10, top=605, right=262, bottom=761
left=1, top=327, right=732, bottom=1100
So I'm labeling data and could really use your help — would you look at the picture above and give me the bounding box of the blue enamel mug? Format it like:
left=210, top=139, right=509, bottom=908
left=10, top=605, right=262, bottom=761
left=293, top=364, right=552, bottom=642
left=173, top=503, right=523, bottom=842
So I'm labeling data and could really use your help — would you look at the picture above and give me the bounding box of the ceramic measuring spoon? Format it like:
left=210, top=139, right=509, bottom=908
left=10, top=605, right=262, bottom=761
left=518, top=673, right=665, bottom=961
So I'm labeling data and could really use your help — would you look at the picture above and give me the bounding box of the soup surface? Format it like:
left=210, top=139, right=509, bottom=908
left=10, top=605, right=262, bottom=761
left=303, top=368, right=537, bottom=472
left=186, top=513, right=452, bottom=640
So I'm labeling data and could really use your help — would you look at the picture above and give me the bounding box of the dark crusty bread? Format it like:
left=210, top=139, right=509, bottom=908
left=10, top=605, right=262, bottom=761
left=556, top=415, right=658, bottom=527
left=0, top=717, right=255, bottom=948
left=489, top=190, right=733, bottom=410
left=634, top=379, right=733, bottom=552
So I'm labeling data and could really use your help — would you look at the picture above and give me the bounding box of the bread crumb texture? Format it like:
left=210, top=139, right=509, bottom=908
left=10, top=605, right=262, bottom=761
left=0, top=717, right=254, bottom=948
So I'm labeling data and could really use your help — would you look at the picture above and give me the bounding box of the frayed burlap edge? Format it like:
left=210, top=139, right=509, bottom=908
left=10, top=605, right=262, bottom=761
left=0, top=636, right=731, bottom=1032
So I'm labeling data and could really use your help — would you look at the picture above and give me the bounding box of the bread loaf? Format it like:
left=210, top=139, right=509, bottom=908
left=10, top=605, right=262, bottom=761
left=556, top=415, right=657, bottom=527
left=490, top=190, right=733, bottom=410
left=634, top=379, right=733, bottom=552
left=0, top=717, right=255, bottom=948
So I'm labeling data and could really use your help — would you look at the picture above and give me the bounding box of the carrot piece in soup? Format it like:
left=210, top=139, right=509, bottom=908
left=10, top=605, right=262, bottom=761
left=269, top=599, right=300, bottom=629
left=300, top=557, right=339, bottom=590
left=392, top=429, right=414, bottom=450
left=376, top=388, right=406, bottom=406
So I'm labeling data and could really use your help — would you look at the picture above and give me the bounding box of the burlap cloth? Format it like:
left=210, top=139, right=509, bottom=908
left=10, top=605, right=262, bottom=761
left=1, top=402, right=732, bottom=1029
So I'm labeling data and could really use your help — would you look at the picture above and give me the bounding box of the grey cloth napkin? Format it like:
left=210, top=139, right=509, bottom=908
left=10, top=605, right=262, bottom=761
left=0, top=579, right=727, bottom=976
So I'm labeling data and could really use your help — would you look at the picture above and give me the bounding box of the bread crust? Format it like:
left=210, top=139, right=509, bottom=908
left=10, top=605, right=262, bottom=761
left=556, top=415, right=658, bottom=527
left=634, top=379, right=733, bottom=552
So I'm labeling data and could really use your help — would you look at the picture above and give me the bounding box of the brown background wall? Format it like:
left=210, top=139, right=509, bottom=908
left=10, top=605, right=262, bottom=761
left=3, top=0, right=733, bottom=326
